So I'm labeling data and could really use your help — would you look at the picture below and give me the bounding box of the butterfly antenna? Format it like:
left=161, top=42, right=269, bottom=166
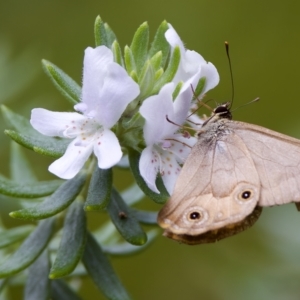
left=231, top=97, right=260, bottom=113
left=225, top=41, right=234, bottom=109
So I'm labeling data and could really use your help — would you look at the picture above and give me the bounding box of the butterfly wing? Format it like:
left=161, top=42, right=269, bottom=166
left=231, top=121, right=300, bottom=206
left=158, top=119, right=261, bottom=238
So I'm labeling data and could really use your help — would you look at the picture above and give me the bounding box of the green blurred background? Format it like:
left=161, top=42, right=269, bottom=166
left=1, top=0, right=300, bottom=299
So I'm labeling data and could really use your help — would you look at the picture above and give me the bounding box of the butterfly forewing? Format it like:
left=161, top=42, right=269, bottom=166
left=232, top=121, right=300, bottom=206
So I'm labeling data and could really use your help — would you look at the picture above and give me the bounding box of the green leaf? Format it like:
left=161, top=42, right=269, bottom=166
left=82, top=232, right=131, bottom=300
left=194, top=77, right=207, bottom=98
left=0, top=176, right=62, bottom=198
left=0, top=225, right=34, bottom=249
left=42, top=60, right=81, bottom=105
left=152, top=45, right=181, bottom=94
left=155, top=68, right=164, bottom=80
left=107, top=188, right=147, bottom=246
left=10, top=143, right=37, bottom=182
left=148, top=20, right=170, bottom=68
left=5, top=129, right=69, bottom=158
left=149, top=51, right=163, bottom=71
left=1, top=105, right=36, bottom=133
left=137, top=60, right=155, bottom=99
left=10, top=173, right=86, bottom=220
left=1, top=105, right=69, bottom=158
left=112, top=40, right=123, bottom=66
left=0, top=218, right=55, bottom=278
left=130, top=22, right=149, bottom=74
left=124, top=46, right=136, bottom=75
left=94, top=15, right=108, bottom=47
left=102, top=229, right=159, bottom=256
left=85, top=167, right=112, bottom=211
left=49, top=201, right=86, bottom=278
left=104, top=23, right=117, bottom=48
left=24, top=250, right=50, bottom=300
left=172, top=81, right=184, bottom=100
left=128, top=148, right=169, bottom=204
left=51, top=279, right=82, bottom=300
left=132, top=209, right=158, bottom=225
left=0, top=279, right=7, bottom=294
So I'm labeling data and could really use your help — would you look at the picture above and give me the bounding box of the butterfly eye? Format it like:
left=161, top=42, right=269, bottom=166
left=183, top=206, right=208, bottom=225
left=239, top=190, right=252, bottom=201
left=189, top=212, right=202, bottom=220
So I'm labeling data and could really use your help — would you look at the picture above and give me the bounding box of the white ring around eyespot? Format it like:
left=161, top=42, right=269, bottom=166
left=182, top=206, right=208, bottom=226
left=233, top=183, right=259, bottom=205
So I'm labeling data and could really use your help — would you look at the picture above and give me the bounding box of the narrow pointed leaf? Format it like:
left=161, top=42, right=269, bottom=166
left=10, top=173, right=86, bottom=220
left=132, top=209, right=158, bottom=225
left=104, top=23, right=117, bottom=47
left=124, top=46, right=136, bottom=75
left=49, top=201, right=87, bottom=278
left=112, top=40, right=123, bottom=66
left=10, top=143, right=37, bottom=182
left=82, top=232, right=131, bottom=300
left=85, top=167, right=112, bottom=211
left=172, top=81, right=184, bottom=100
left=130, top=22, right=149, bottom=74
left=155, top=68, right=164, bottom=80
left=0, top=218, right=55, bottom=278
left=128, top=149, right=169, bottom=204
left=94, top=15, right=108, bottom=47
left=51, top=280, right=82, bottom=300
left=0, top=279, right=8, bottom=294
left=148, top=20, right=170, bottom=67
left=42, top=60, right=81, bottom=104
left=0, top=176, right=62, bottom=198
left=137, top=61, right=155, bottom=99
left=194, top=77, right=207, bottom=98
left=2, top=106, right=69, bottom=157
left=152, top=45, right=180, bottom=94
left=107, top=188, right=147, bottom=245
left=102, top=229, right=159, bottom=256
left=4, top=129, right=69, bottom=158
left=24, top=250, right=50, bottom=300
left=0, top=225, right=34, bottom=249
left=149, top=51, right=163, bottom=71
left=1, top=105, right=33, bottom=132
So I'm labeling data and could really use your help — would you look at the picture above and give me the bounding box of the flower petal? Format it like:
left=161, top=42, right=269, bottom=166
left=173, top=70, right=203, bottom=125
left=199, top=62, right=220, bottom=95
left=82, top=46, right=114, bottom=111
left=159, top=150, right=182, bottom=195
left=93, top=128, right=122, bottom=169
left=167, top=134, right=197, bottom=163
left=165, top=24, right=186, bottom=57
left=166, top=23, right=219, bottom=89
left=139, top=146, right=161, bottom=193
left=140, top=83, right=177, bottom=145
left=94, top=62, right=140, bottom=128
left=49, top=137, right=93, bottom=179
left=30, top=108, right=86, bottom=138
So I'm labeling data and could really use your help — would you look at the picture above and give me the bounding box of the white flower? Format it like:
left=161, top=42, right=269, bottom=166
left=139, top=26, right=220, bottom=194
left=165, top=23, right=219, bottom=92
left=31, top=46, right=140, bottom=179
left=139, top=73, right=203, bottom=194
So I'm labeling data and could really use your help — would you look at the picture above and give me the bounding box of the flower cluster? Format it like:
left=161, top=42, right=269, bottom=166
left=30, top=23, right=219, bottom=195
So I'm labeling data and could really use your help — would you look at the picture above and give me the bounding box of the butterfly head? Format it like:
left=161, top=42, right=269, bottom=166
left=213, top=102, right=232, bottom=120
left=201, top=102, right=232, bottom=127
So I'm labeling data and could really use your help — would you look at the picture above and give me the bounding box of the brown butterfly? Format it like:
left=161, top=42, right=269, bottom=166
left=157, top=103, right=300, bottom=244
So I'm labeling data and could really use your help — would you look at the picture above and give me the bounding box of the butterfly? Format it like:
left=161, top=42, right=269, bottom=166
left=157, top=103, right=300, bottom=244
